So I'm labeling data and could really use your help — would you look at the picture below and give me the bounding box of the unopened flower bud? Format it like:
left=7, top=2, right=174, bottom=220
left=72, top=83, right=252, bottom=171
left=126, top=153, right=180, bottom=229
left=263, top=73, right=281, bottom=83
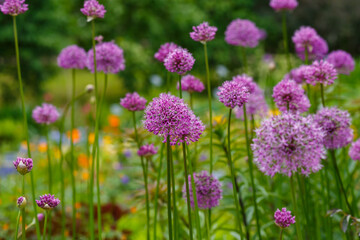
left=17, top=196, right=27, bottom=209
left=85, top=84, right=94, bottom=93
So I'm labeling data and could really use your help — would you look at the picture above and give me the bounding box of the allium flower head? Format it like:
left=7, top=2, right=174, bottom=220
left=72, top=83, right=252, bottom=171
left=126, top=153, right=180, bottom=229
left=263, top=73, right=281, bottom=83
left=143, top=93, right=205, bottom=145
left=36, top=194, right=60, bottom=210
left=37, top=213, right=44, bottom=222
left=235, top=84, right=268, bottom=120
left=305, top=60, right=337, bottom=86
left=217, top=80, right=250, bottom=109
left=313, top=107, right=353, bottom=149
left=137, top=144, right=158, bottom=157
left=190, top=22, right=218, bottom=43
left=164, top=48, right=195, bottom=75
left=87, top=41, right=125, bottom=74
left=232, top=74, right=257, bottom=94
left=272, top=78, right=310, bottom=113
left=32, top=103, right=59, bottom=125
left=292, top=26, right=328, bottom=61
left=274, top=208, right=296, bottom=228
left=13, top=157, right=33, bottom=175
left=285, top=65, right=309, bottom=84
left=17, top=196, right=27, bottom=209
left=327, top=50, right=355, bottom=75
left=0, top=0, right=28, bottom=16
left=120, top=92, right=147, bottom=112
left=183, top=171, right=222, bottom=209
left=154, top=42, right=179, bottom=62
left=57, top=45, right=87, bottom=69
left=225, top=19, right=262, bottom=48
left=80, top=0, right=106, bottom=21
left=349, top=139, right=360, bottom=161
left=176, top=75, right=205, bottom=93
left=252, top=113, right=325, bottom=177
left=270, top=0, right=298, bottom=11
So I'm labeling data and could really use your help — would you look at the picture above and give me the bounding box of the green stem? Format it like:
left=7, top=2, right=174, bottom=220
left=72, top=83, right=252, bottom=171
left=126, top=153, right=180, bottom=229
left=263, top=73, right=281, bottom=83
left=153, top=144, right=164, bottom=239
left=227, top=109, right=244, bottom=238
left=290, top=176, right=303, bottom=240
left=15, top=210, right=21, bottom=240
left=179, top=75, right=182, bottom=98
left=89, top=19, right=98, bottom=240
left=70, top=69, right=77, bottom=240
left=182, top=142, right=194, bottom=239
left=204, top=43, right=213, bottom=174
left=166, top=137, right=173, bottom=240
left=21, top=209, right=25, bottom=240
left=243, top=105, right=262, bottom=240
left=320, top=84, right=326, bottom=107
left=45, top=126, right=52, bottom=194
left=279, top=228, right=283, bottom=240
left=189, top=93, right=193, bottom=110
left=282, top=11, right=292, bottom=71
left=241, top=47, right=248, bottom=73
left=12, top=16, right=40, bottom=239
left=304, top=48, right=309, bottom=65
left=166, top=71, right=170, bottom=93
left=205, top=210, right=210, bottom=240
left=170, top=147, right=179, bottom=240
left=43, top=211, right=48, bottom=240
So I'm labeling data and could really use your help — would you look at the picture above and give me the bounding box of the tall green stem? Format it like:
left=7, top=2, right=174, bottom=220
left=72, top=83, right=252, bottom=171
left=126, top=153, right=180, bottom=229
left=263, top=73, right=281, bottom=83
left=22, top=176, right=25, bottom=240
left=282, top=12, right=292, bottom=71
left=166, top=71, right=170, bottom=93
left=290, top=176, right=303, bottom=240
left=204, top=43, right=213, bottom=174
left=15, top=210, right=21, bottom=240
left=12, top=16, right=41, bottom=239
left=320, top=84, right=326, bottom=107
left=170, top=148, right=179, bottom=240
left=132, top=111, right=150, bottom=240
left=166, top=137, right=173, bottom=240
left=205, top=210, right=210, bottom=240
left=243, top=105, right=262, bottom=240
left=227, top=109, right=244, bottom=238
left=241, top=47, right=248, bottom=73
left=45, top=125, right=52, bottom=194
left=279, top=228, right=283, bottom=240
left=70, top=69, right=77, bottom=239
left=182, top=143, right=193, bottom=239
left=153, top=144, right=164, bottom=239
left=42, top=211, right=48, bottom=240
left=179, top=75, right=182, bottom=98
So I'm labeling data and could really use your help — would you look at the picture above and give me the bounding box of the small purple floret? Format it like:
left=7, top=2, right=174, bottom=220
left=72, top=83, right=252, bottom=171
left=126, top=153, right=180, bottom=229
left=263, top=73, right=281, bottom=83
left=120, top=92, right=147, bottom=112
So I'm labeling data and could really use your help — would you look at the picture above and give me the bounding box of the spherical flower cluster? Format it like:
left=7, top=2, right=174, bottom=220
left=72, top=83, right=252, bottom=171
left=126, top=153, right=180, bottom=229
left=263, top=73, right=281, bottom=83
left=252, top=113, right=325, bottom=177
left=292, top=26, right=328, bottom=61
left=274, top=208, right=296, bottom=228
left=305, top=60, right=337, bottom=86
left=13, top=157, right=33, bottom=175
left=36, top=194, right=60, bottom=210
left=225, top=19, right=262, bottom=48
left=232, top=74, right=257, bottom=94
left=189, top=22, right=218, bottom=43
left=32, top=103, right=59, bottom=125
left=285, top=65, right=308, bottom=84
left=137, top=144, right=158, bottom=157
left=313, top=107, right=353, bottom=149
left=143, top=93, right=205, bottom=145
left=272, top=78, right=310, bottom=113
left=17, top=196, right=27, bottom=209
left=270, top=0, right=298, bottom=11
left=80, top=0, right=106, bottom=21
left=57, top=45, right=87, bottom=69
left=154, top=42, right=179, bottom=62
left=176, top=75, right=205, bottom=93
left=349, top=139, right=360, bottom=161
left=0, top=0, right=28, bottom=16
left=235, top=85, right=268, bottom=120
left=120, top=92, right=147, bottom=112
left=87, top=41, right=125, bottom=74
left=164, top=48, right=195, bottom=75
left=327, top=50, right=355, bottom=75
left=217, top=80, right=250, bottom=109
left=183, top=171, right=222, bottom=209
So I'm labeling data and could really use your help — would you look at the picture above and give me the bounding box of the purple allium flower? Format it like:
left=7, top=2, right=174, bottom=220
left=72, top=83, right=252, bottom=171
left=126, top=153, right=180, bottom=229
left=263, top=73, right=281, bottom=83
left=94, top=35, right=104, bottom=43
left=123, top=149, right=132, bottom=158
left=305, top=60, right=338, bottom=86
left=87, top=41, right=125, bottom=74
left=232, top=74, right=257, bottom=94
left=285, top=65, right=309, bottom=84
left=189, top=22, right=218, bottom=43
left=13, top=157, right=33, bottom=175
left=225, top=19, right=262, bottom=48
left=17, top=196, right=27, bottom=209
left=313, top=107, right=353, bottom=149
left=274, top=208, right=296, bottom=228
left=57, top=45, right=87, bottom=69
left=164, top=48, right=195, bottom=75
left=37, top=213, right=44, bottom=222
left=137, top=143, right=158, bottom=157
left=252, top=113, right=325, bottom=177
left=154, top=42, right=179, bottom=62
left=32, top=103, right=60, bottom=125
left=292, top=26, right=328, bottom=61
left=349, top=139, right=360, bottom=161
left=120, top=92, right=147, bottom=112
left=121, top=175, right=129, bottom=184
left=270, top=0, right=298, bottom=11
left=80, top=0, right=106, bottom=21
left=176, top=75, right=205, bottom=93
left=143, top=93, right=205, bottom=145
left=327, top=50, right=355, bottom=75
left=183, top=171, right=222, bottom=209
left=235, top=84, right=268, bottom=120
left=272, top=78, right=310, bottom=113
left=217, top=80, right=250, bottom=109
left=0, top=0, right=28, bottom=16
left=36, top=194, right=60, bottom=210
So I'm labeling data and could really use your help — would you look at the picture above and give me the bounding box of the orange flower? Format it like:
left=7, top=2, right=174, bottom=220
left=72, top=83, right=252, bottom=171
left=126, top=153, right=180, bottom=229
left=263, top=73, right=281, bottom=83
left=67, top=129, right=81, bottom=144
left=2, top=223, right=9, bottom=231
left=78, top=154, right=89, bottom=168
left=88, top=133, right=95, bottom=145
left=75, top=202, right=81, bottom=209
left=38, top=142, right=47, bottom=153
left=108, top=114, right=120, bottom=128
left=130, top=206, right=137, bottom=213
left=81, top=172, right=89, bottom=181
